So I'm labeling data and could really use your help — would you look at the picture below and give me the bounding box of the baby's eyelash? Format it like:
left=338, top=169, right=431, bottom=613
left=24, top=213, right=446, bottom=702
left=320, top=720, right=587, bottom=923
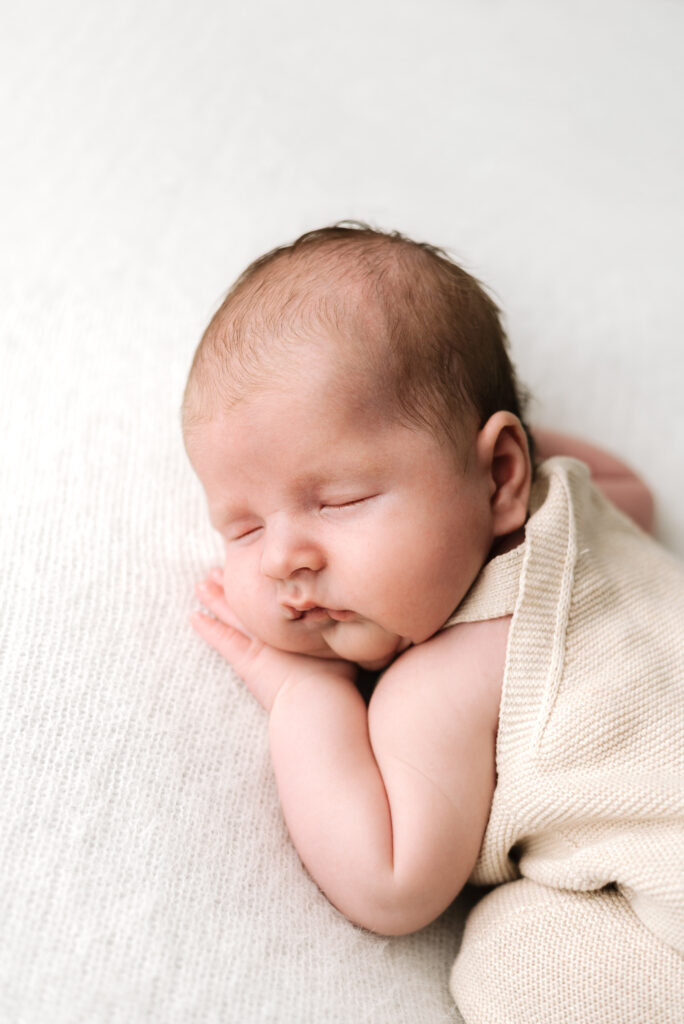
left=322, top=495, right=376, bottom=511
left=231, top=525, right=263, bottom=542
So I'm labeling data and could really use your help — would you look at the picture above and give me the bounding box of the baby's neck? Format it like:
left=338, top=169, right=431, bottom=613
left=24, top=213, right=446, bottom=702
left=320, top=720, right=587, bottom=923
left=488, top=525, right=525, bottom=561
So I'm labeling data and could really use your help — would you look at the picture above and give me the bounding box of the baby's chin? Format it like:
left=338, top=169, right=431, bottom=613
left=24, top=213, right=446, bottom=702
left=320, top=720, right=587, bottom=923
left=261, top=615, right=408, bottom=671
left=320, top=620, right=409, bottom=671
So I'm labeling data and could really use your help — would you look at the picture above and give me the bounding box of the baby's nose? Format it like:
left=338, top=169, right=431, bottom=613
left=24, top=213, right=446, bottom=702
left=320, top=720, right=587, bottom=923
left=259, top=525, right=324, bottom=581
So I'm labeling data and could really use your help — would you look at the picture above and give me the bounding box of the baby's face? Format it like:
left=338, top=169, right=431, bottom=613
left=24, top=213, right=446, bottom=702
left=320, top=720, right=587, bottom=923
left=186, top=349, right=496, bottom=670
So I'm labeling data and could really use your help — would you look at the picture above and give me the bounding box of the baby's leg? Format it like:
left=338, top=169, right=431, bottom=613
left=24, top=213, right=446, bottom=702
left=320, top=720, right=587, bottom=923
left=450, top=878, right=683, bottom=1024
left=532, top=428, right=655, bottom=533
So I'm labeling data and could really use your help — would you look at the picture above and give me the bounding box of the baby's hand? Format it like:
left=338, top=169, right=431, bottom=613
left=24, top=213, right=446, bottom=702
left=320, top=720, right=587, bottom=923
left=191, top=569, right=356, bottom=711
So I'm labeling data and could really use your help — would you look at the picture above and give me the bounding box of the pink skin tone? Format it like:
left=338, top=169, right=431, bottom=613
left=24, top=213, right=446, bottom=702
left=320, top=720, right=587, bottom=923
left=533, top=429, right=655, bottom=534
left=186, top=353, right=654, bottom=936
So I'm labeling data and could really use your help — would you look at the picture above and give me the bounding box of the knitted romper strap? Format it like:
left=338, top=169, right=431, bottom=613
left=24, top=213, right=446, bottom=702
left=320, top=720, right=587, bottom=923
left=442, top=543, right=525, bottom=628
left=441, top=463, right=550, bottom=630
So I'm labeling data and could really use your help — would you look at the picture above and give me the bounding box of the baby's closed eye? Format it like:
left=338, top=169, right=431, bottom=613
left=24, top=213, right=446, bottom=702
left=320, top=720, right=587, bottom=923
left=228, top=524, right=264, bottom=543
left=321, top=494, right=380, bottom=513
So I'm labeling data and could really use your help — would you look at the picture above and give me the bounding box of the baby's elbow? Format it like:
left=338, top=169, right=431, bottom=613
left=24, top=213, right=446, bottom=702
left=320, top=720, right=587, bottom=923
left=364, top=910, right=433, bottom=937
left=355, top=904, right=445, bottom=937
left=333, top=883, right=451, bottom=937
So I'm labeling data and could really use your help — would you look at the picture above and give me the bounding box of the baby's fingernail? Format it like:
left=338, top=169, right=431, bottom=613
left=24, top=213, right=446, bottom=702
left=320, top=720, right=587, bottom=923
left=196, top=582, right=208, bottom=595
left=210, top=568, right=223, bottom=582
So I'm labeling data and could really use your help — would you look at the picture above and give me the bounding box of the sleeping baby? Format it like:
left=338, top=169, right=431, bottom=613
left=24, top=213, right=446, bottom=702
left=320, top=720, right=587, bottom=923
left=182, top=224, right=683, bottom=1023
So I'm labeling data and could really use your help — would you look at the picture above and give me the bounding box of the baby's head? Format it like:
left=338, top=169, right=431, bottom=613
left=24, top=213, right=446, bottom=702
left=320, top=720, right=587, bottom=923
left=183, top=224, right=533, bottom=669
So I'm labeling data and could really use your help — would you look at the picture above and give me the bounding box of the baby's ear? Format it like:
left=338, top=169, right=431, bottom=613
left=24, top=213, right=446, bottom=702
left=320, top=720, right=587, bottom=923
left=477, top=412, right=532, bottom=538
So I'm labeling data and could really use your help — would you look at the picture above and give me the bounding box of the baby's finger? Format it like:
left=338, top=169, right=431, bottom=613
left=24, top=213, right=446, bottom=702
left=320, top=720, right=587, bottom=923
left=195, top=577, right=224, bottom=608
left=190, top=611, right=252, bottom=666
left=195, top=581, right=251, bottom=635
left=197, top=569, right=223, bottom=592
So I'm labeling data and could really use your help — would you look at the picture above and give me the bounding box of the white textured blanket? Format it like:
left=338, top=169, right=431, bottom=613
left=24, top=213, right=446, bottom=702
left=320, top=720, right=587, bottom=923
left=1, top=2, right=683, bottom=1021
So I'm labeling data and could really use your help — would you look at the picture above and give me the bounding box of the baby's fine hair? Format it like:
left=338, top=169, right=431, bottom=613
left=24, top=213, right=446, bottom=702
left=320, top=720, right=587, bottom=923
left=183, top=222, right=533, bottom=458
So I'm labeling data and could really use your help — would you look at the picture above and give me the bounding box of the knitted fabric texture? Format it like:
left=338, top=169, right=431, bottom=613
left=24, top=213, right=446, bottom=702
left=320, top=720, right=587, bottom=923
left=451, top=878, right=683, bottom=1024
left=447, top=457, right=684, bottom=1021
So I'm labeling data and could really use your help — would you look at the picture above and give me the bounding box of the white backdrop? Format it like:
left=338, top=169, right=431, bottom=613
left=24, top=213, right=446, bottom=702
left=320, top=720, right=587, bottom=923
left=2, top=2, right=683, bottom=1022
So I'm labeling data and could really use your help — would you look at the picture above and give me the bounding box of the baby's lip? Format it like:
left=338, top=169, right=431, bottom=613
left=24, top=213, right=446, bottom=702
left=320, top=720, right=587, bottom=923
left=281, top=603, right=353, bottom=623
left=280, top=603, right=304, bottom=620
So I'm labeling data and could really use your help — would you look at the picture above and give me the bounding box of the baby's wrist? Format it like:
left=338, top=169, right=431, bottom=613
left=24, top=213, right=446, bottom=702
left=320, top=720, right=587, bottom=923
left=270, top=660, right=358, bottom=716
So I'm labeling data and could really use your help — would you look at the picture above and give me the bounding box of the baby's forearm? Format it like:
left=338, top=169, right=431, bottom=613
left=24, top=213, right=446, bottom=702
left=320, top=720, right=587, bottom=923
left=269, top=668, right=468, bottom=936
left=269, top=673, right=404, bottom=930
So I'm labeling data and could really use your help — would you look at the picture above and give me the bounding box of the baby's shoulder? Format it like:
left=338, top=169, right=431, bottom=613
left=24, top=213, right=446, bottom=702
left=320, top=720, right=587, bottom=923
left=372, top=616, right=510, bottom=738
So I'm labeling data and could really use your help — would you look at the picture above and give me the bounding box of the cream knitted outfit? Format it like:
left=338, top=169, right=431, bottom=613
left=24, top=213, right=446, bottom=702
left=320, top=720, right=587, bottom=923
left=445, top=457, right=684, bottom=1024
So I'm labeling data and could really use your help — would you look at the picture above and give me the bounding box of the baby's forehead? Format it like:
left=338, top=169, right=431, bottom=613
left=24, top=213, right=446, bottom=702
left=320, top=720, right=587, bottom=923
left=184, top=237, right=455, bottom=444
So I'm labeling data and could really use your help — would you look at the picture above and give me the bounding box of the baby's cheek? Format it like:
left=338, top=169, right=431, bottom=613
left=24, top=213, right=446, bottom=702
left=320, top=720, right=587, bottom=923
left=231, top=594, right=327, bottom=657
left=222, top=577, right=275, bottom=641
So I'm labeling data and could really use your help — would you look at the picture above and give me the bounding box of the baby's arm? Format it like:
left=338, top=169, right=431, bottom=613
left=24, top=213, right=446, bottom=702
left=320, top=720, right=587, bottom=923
left=532, top=428, right=655, bottom=533
left=192, top=586, right=505, bottom=936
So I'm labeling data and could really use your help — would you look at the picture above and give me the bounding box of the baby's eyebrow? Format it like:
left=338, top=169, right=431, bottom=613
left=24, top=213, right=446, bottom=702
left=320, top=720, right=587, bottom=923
left=208, top=507, right=226, bottom=530
left=208, top=504, right=248, bottom=531
left=295, top=465, right=377, bottom=489
left=293, top=471, right=335, bottom=491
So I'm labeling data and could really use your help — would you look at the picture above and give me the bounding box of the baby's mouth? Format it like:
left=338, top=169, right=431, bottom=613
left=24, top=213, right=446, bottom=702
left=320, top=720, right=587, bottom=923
left=281, top=604, right=354, bottom=623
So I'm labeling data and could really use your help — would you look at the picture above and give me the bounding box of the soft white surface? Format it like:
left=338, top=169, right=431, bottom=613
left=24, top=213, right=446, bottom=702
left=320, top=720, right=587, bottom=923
left=1, top=1, right=683, bottom=1021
